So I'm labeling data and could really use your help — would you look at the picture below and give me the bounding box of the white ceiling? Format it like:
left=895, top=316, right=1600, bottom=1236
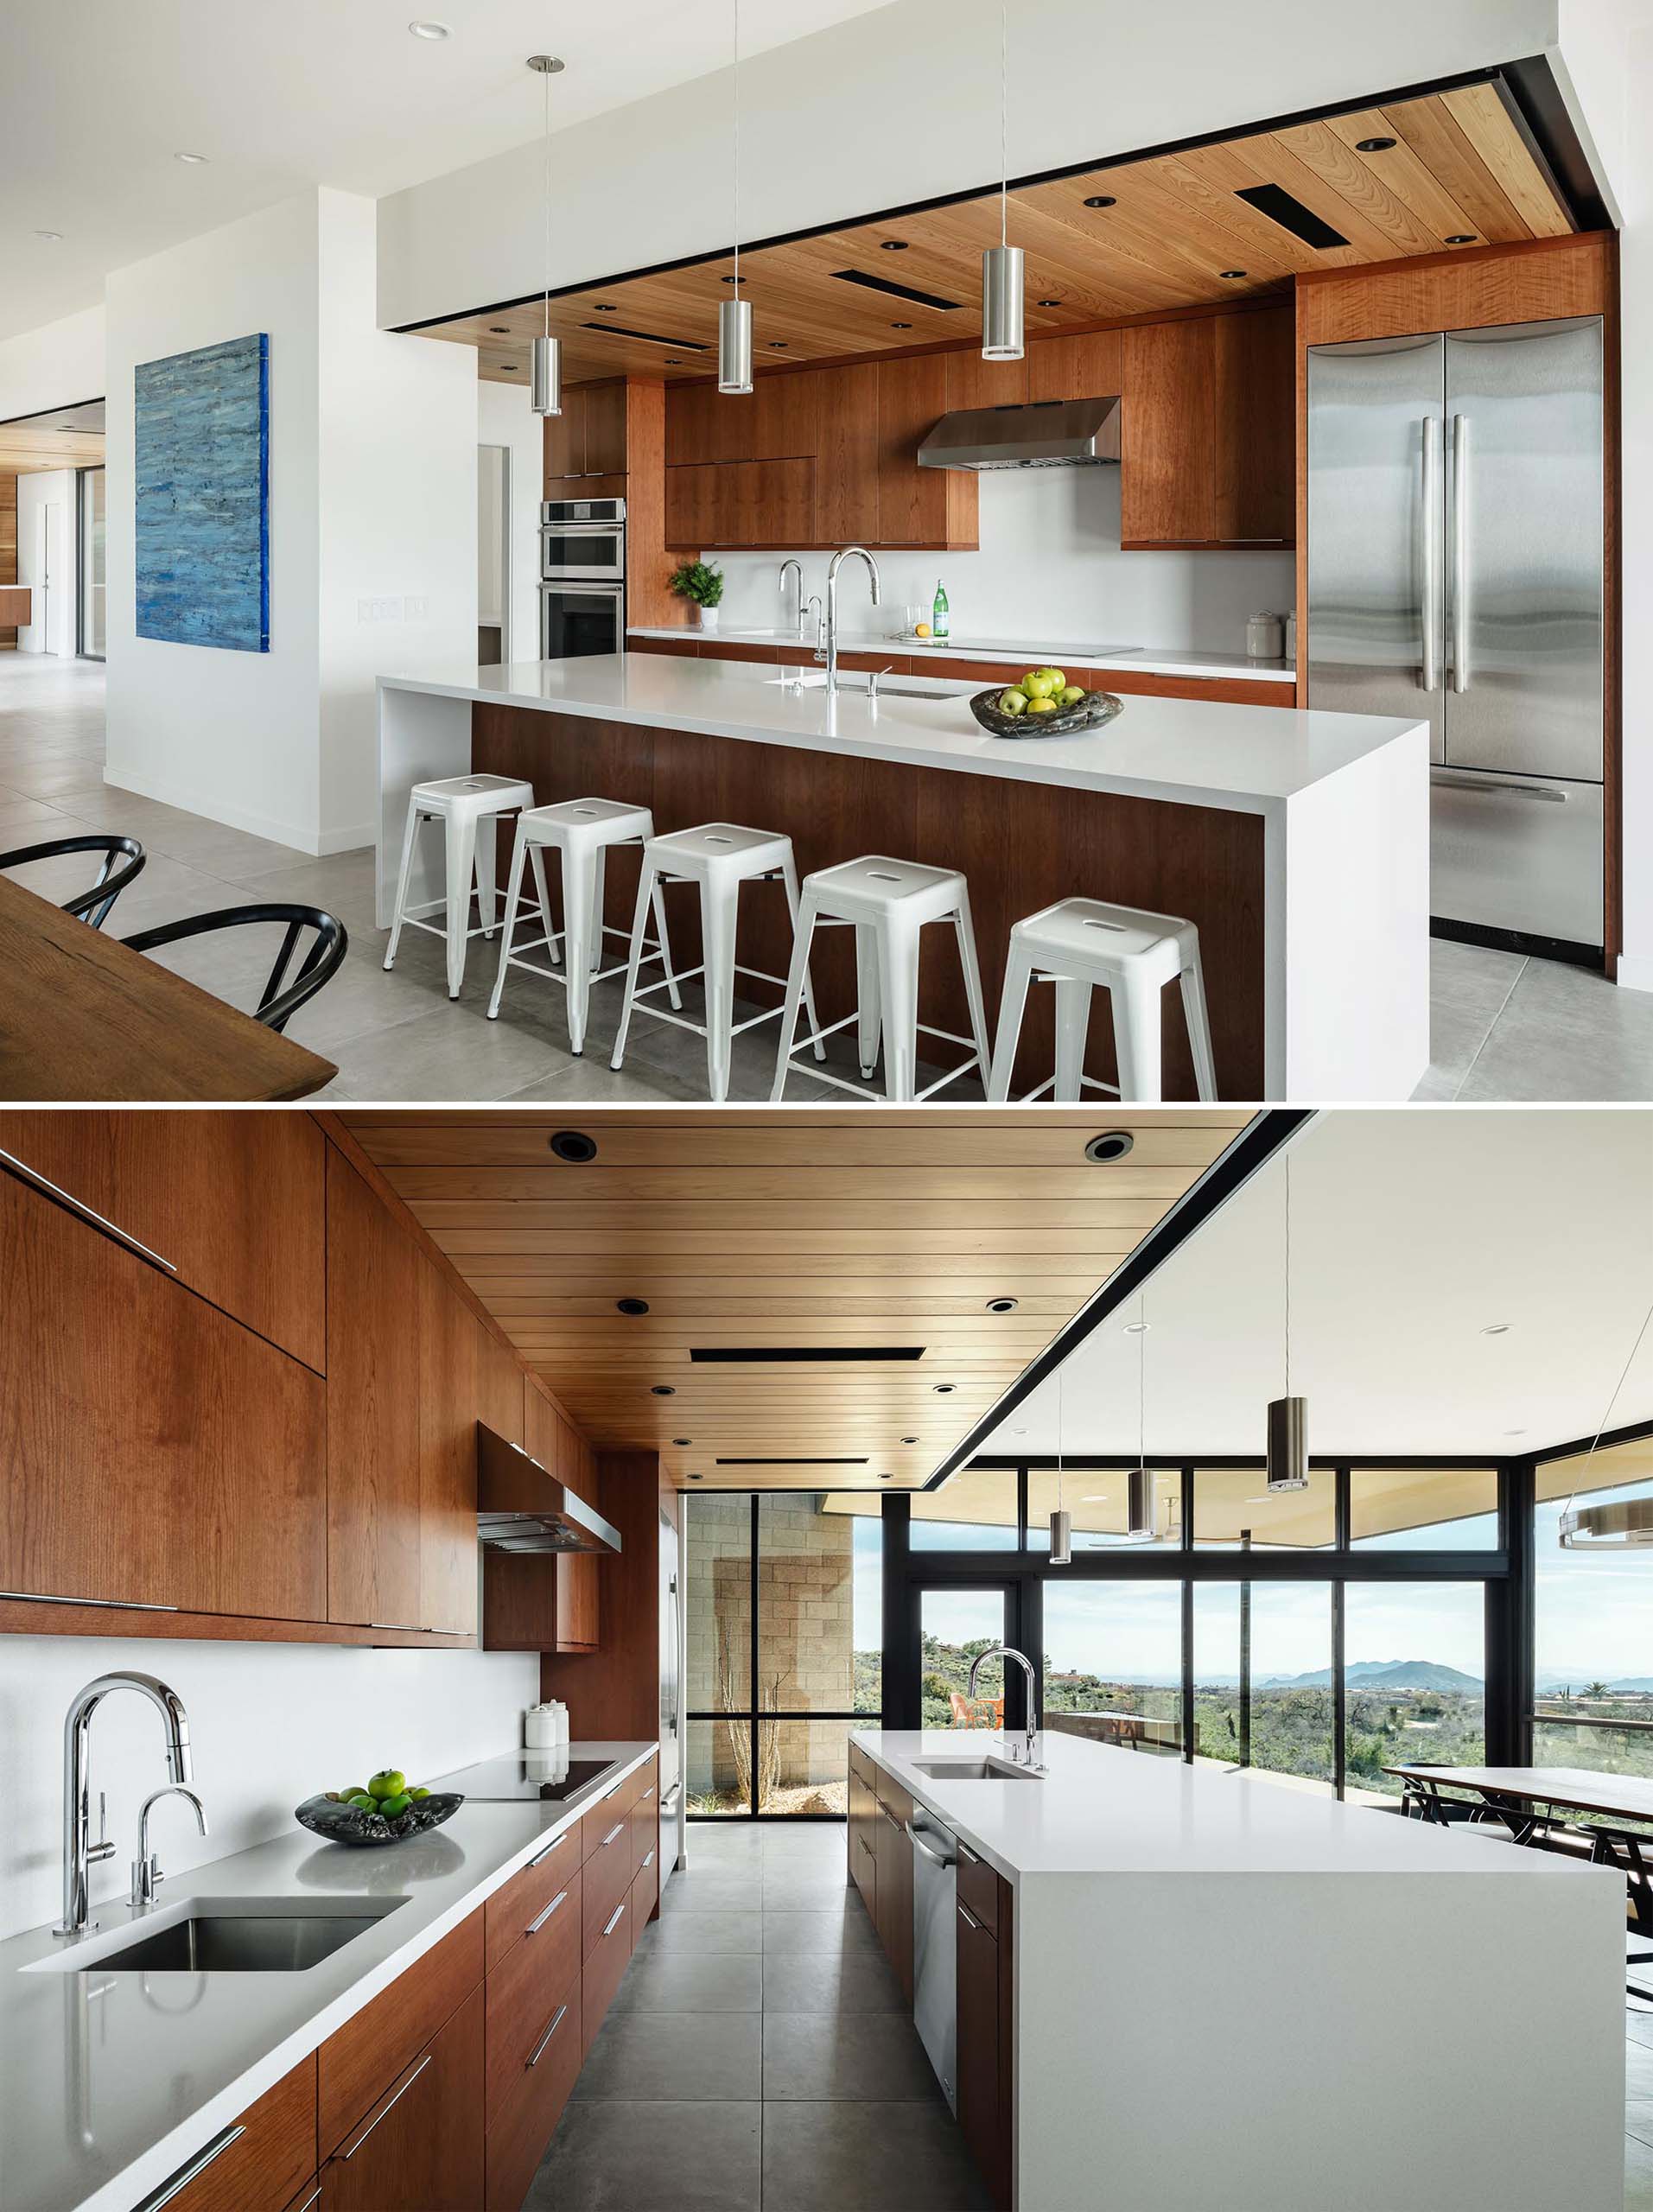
left=0, top=0, right=894, bottom=341
left=981, top=1109, right=1653, bottom=1461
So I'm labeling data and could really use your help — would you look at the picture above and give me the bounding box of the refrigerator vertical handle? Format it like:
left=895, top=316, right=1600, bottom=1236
left=1421, top=416, right=1443, bottom=694
left=1450, top=414, right=1471, bottom=695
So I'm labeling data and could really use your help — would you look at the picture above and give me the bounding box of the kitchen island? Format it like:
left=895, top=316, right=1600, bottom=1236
left=377, top=655, right=1429, bottom=1100
left=851, top=1727, right=1624, bottom=2212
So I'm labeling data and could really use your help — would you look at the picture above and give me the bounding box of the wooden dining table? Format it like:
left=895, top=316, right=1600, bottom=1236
left=0, top=875, right=337, bottom=1101
left=1383, top=1762, right=1653, bottom=1834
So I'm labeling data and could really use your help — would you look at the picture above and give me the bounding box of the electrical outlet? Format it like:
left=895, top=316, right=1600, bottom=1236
left=404, top=595, right=429, bottom=621
left=356, top=595, right=404, bottom=625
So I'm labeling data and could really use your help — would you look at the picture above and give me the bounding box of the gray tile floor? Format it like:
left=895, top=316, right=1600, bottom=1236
left=6, top=652, right=1653, bottom=1103
left=529, top=1821, right=989, bottom=2212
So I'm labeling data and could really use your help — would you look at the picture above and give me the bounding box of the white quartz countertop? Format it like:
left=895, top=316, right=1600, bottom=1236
left=851, top=1729, right=1611, bottom=1888
left=380, top=655, right=1414, bottom=816
left=0, top=1740, right=657, bottom=2212
left=627, top=626, right=1294, bottom=685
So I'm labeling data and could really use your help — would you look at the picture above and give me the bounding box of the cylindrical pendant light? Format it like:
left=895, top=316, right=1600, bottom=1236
left=718, top=0, right=753, bottom=394
left=1125, top=1302, right=1154, bottom=1537
left=527, top=54, right=564, bottom=417
left=981, top=3, right=1024, bottom=362
left=1126, top=1465, right=1154, bottom=1541
left=1559, top=1287, right=1653, bottom=1548
left=1267, top=1155, right=1309, bottom=1491
left=1049, top=1363, right=1071, bottom=1563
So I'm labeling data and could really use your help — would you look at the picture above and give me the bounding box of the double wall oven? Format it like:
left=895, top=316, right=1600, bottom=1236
left=540, top=495, right=625, bottom=659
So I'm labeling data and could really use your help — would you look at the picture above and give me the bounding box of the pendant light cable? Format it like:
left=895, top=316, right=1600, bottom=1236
left=1283, top=1155, right=1292, bottom=1400
left=1561, top=1280, right=1653, bottom=1538
left=732, top=0, right=741, bottom=292
left=542, top=63, right=550, bottom=344
left=999, top=0, right=1008, bottom=251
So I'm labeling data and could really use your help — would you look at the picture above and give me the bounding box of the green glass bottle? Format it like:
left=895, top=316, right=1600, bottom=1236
left=932, top=578, right=950, bottom=641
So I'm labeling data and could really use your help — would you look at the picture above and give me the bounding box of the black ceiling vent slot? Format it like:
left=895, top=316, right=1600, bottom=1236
left=581, top=323, right=709, bottom=350
left=830, top=269, right=962, bottom=311
left=689, top=1345, right=925, bottom=1363
left=715, top=1456, right=872, bottom=1466
left=1233, top=184, right=1350, bottom=251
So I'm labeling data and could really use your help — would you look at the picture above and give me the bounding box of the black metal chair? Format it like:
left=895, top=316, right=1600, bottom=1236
left=0, top=833, right=146, bottom=928
left=1587, top=1824, right=1653, bottom=2003
left=121, top=904, right=347, bottom=1033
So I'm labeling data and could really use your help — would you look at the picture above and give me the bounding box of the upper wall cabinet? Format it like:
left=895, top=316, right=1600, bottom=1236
left=0, top=1109, right=327, bottom=1370
left=483, top=1383, right=601, bottom=1654
left=1121, top=306, right=1294, bottom=550
left=1027, top=328, right=1123, bottom=405
left=544, top=378, right=630, bottom=486
left=0, top=1167, right=327, bottom=1620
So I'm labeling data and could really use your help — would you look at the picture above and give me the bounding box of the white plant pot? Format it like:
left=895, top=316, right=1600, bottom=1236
left=697, top=606, right=720, bottom=633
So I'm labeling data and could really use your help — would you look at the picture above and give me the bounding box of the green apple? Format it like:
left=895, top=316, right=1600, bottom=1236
left=1039, top=668, right=1067, bottom=692
left=367, top=1769, right=406, bottom=1801
left=997, top=689, right=1028, bottom=717
left=409, top=1785, right=431, bottom=1801
left=347, top=1793, right=377, bottom=1813
left=1059, top=684, right=1086, bottom=707
left=378, top=1793, right=412, bottom=1819
left=1026, top=696, right=1058, bottom=715
left=340, top=1785, right=368, bottom=1804
left=1021, top=670, right=1057, bottom=699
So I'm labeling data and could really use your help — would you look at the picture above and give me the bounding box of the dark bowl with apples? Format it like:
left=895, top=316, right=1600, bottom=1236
left=296, top=1769, right=463, bottom=1848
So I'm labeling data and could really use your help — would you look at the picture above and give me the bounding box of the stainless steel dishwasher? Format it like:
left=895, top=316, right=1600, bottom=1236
left=908, top=1808, right=958, bottom=2113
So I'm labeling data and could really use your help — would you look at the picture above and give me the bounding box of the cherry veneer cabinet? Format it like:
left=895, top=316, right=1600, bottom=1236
left=481, top=1381, right=601, bottom=1652
left=869, top=1767, right=915, bottom=2006
left=0, top=1167, right=327, bottom=1620
left=656, top=299, right=1293, bottom=554
left=0, top=1107, right=327, bottom=1370
left=544, top=377, right=677, bottom=628
left=160, top=2056, right=317, bottom=2212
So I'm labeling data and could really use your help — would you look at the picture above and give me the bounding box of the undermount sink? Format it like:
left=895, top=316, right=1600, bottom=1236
left=766, top=672, right=957, bottom=700
left=30, top=1896, right=405, bottom=1974
left=911, top=1756, right=1044, bottom=1782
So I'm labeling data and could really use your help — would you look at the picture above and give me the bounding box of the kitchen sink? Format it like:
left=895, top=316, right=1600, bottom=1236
left=910, top=1757, right=1044, bottom=1783
left=29, top=1896, right=406, bottom=1974
left=766, top=673, right=960, bottom=701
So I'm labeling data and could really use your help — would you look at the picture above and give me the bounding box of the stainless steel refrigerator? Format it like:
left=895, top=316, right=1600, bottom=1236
left=1307, top=315, right=1605, bottom=956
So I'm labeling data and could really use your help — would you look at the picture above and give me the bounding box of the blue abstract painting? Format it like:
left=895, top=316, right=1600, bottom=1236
left=135, top=333, right=269, bottom=652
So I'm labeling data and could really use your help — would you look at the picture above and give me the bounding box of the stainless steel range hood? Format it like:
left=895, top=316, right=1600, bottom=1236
left=918, top=396, right=1122, bottom=471
left=475, top=1423, right=622, bottom=1555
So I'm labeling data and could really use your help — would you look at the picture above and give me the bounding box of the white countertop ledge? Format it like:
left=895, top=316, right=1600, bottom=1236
left=0, top=1740, right=657, bottom=2212
left=626, top=626, right=1296, bottom=685
left=378, top=655, right=1410, bottom=816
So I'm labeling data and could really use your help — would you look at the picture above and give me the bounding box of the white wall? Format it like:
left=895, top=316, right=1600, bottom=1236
left=478, top=378, right=545, bottom=664
left=1554, top=3, right=1653, bottom=989
left=0, top=1633, right=537, bottom=1942
left=16, top=467, right=78, bottom=656
left=105, top=188, right=474, bottom=857
left=708, top=471, right=1294, bottom=654
left=378, top=0, right=1560, bottom=331
left=0, top=302, right=104, bottom=423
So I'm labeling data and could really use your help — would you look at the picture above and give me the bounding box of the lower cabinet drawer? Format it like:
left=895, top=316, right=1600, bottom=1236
left=630, top=1767, right=659, bottom=1877
left=319, top=1911, right=483, bottom=2155
left=582, top=1891, right=634, bottom=2057
left=485, top=1866, right=582, bottom=2122
left=323, top=1982, right=486, bottom=2212
left=854, top=1830, right=877, bottom=1915
left=582, top=1810, right=635, bottom=1955
left=484, top=1982, right=582, bottom=2212
left=631, top=1839, right=660, bottom=1926
left=149, top=2056, right=317, bottom=2212
left=956, top=1838, right=998, bottom=1933
left=485, top=1826, right=579, bottom=1974
left=579, top=1772, right=638, bottom=1860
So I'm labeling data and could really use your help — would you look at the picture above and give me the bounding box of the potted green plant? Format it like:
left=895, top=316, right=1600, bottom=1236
left=668, top=558, right=725, bottom=634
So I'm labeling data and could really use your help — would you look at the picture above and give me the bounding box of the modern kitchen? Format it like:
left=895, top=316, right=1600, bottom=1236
left=3, top=1102, right=1651, bottom=2212
left=0, top=0, right=1646, bottom=1107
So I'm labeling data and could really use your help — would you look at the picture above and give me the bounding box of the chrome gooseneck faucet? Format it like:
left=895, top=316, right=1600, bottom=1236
left=131, top=1785, right=209, bottom=1907
left=969, top=1644, right=1043, bottom=1770
left=820, top=546, right=881, bottom=692
left=778, top=557, right=804, bottom=636
left=58, top=1672, right=193, bottom=1936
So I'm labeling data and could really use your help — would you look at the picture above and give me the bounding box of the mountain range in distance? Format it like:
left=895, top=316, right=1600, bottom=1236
left=1258, top=1659, right=1484, bottom=1692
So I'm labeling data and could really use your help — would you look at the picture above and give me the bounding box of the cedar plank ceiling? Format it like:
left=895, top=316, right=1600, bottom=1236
left=421, top=87, right=1572, bottom=388
left=342, top=1109, right=1251, bottom=1491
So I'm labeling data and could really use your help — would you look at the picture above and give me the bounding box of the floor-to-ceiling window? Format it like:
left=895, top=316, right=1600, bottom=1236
left=684, top=1491, right=882, bottom=1816
left=76, top=466, right=104, bottom=660
left=1534, top=1435, right=1653, bottom=1783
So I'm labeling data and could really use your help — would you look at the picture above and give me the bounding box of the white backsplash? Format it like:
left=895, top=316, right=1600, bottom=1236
left=706, top=467, right=1295, bottom=650
left=0, top=1634, right=537, bottom=1942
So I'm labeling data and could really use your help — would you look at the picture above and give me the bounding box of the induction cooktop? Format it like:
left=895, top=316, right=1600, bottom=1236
left=442, top=1754, right=619, bottom=1803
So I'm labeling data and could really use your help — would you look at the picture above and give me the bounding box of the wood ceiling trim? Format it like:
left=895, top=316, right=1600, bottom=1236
left=344, top=1108, right=1247, bottom=1489
left=417, top=89, right=1574, bottom=391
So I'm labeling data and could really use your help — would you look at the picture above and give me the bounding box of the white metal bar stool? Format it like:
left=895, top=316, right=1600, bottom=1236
left=383, top=773, right=535, bottom=999
left=486, top=798, right=682, bottom=1053
left=609, top=822, right=823, bottom=1103
left=771, top=855, right=991, bottom=1103
left=988, top=895, right=1217, bottom=1105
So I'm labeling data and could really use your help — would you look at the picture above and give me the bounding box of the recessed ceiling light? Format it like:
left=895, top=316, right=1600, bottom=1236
left=1084, top=1131, right=1135, bottom=1163
left=1037, top=298, right=1062, bottom=308
left=409, top=19, right=451, bottom=38
left=880, top=1471, right=893, bottom=1479
left=881, top=240, right=910, bottom=251
left=1011, top=1427, right=1028, bottom=1437
left=34, top=230, right=63, bottom=242
left=768, top=340, right=788, bottom=348
left=986, top=1297, right=1019, bottom=1313
left=1504, top=1427, right=1528, bottom=1437
left=651, top=1384, right=677, bottom=1396
left=1081, top=1493, right=1109, bottom=1503
left=1123, top=1320, right=1150, bottom=1335
left=1446, top=234, right=1478, bottom=246
left=594, top=303, right=618, bottom=312
left=891, top=321, right=912, bottom=329
left=1219, top=270, right=1248, bottom=281
left=1356, top=136, right=1396, bottom=153
left=549, top=1129, right=597, bottom=1162
left=673, top=1437, right=692, bottom=1446
left=617, top=1297, right=650, bottom=1316
left=665, top=360, right=683, bottom=367
left=488, top=325, right=511, bottom=334
left=1084, top=194, right=1116, bottom=209
left=175, top=151, right=209, bottom=165
left=933, top=1383, right=956, bottom=1394
left=689, top=1471, right=703, bottom=1480
left=499, top=365, right=518, bottom=372
left=1479, top=1323, right=1511, bottom=1337
left=720, top=275, right=741, bottom=285
left=901, top=1436, right=919, bottom=1445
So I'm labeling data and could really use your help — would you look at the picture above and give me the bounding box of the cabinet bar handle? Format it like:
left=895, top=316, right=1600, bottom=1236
left=640, top=1785, right=656, bottom=1802
left=0, top=1147, right=177, bottom=1274
left=136, top=2126, right=246, bottom=2211
left=602, top=1901, right=627, bottom=1938
left=957, top=1902, right=982, bottom=1934
left=0, top=1590, right=178, bottom=1612
left=340, top=2052, right=432, bottom=2159
left=528, top=1833, right=568, bottom=1868
left=287, top=2192, right=322, bottom=2212
left=957, top=1840, right=979, bottom=1866
left=526, top=1887, right=569, bottom=1935
left=528, top=2002, right=569, bottom=2069
left=601, top=1821, right=626, bottom=1847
